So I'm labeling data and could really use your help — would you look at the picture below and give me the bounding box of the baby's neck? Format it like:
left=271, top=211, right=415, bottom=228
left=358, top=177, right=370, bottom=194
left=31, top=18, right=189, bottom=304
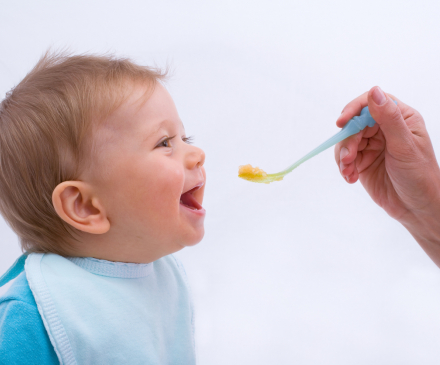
left=65, top=231, right=184, bottom=264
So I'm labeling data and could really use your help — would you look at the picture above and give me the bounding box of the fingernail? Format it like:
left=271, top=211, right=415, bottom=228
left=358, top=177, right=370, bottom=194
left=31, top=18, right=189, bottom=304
left=345, top=176, right=349, bottom=182
left=340, top=147, right=349, bottom=160
left=372, top=87, right=386, bottom=106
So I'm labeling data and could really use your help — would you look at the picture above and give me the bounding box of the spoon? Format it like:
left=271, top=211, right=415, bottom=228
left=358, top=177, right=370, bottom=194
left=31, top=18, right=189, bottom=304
left=238, top=105, right=386, bottom=184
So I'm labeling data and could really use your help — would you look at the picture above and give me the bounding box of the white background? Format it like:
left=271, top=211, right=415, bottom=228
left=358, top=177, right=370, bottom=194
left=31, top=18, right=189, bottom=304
left=1, top=0, right=440, bottom=363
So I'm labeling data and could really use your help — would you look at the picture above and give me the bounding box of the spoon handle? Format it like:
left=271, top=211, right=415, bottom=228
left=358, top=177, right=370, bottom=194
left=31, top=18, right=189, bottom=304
left=282, top=104, right=387, bottom=175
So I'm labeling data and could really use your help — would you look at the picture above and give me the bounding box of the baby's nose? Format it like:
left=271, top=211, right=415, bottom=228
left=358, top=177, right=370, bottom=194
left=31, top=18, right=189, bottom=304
left=186, top=146, right=205, bottom=169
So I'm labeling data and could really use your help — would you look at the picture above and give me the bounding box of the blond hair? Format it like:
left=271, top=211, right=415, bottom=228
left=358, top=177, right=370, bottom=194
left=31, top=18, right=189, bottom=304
left=0, top=51, right=167, bottom=255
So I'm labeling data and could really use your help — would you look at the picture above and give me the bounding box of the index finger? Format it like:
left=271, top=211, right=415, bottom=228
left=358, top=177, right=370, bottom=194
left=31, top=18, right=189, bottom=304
left=336, top=91, right=368, bottom=128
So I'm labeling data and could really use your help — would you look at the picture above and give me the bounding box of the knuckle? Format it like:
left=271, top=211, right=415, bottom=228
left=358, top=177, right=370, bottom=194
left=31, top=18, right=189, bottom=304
left=388, top=105, right=403, bottom=123
left=413, top=109, right=424, bottom=123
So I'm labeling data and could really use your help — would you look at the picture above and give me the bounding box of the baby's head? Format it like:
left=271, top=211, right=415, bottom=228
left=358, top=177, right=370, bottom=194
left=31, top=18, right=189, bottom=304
left=0, top=51, right=206, bottom=263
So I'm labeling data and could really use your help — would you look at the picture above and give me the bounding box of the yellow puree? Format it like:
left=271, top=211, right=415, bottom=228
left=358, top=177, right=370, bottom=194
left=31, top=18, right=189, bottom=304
left=238, top=164, right=284, bottom=184
left=237, top=164, right=264, bottom=183
left=238, top=164, right=267, bottom=180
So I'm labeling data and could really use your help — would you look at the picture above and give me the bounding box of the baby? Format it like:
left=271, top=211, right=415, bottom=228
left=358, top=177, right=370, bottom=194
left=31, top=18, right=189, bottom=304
left=0, top=52, right=206, bottom=364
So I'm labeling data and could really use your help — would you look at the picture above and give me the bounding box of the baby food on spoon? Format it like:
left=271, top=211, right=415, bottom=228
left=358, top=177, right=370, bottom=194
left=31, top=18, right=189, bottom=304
left=238, top=164, right=283, bottom=184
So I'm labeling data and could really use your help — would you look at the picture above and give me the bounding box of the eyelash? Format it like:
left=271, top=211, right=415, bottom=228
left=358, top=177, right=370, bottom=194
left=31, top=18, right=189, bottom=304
left=156, top=135, right=194, bottom=148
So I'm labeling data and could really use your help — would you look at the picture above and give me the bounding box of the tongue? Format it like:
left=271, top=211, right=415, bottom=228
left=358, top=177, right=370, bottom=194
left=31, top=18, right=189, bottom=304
left=180, top=192, right=202, bottom=210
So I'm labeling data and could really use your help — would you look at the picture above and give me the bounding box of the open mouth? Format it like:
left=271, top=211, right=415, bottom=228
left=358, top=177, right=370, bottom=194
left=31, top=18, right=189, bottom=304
left=180, top=185, right=203, bottom=211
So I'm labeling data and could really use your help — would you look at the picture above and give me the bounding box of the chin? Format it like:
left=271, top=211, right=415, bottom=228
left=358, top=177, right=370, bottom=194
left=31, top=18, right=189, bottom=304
left=184, top=228, right=205, bottom=247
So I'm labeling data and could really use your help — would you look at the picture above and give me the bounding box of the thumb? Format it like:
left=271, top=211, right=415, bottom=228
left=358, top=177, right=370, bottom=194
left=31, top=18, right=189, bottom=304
left=367, top=86, right=412, bottom=148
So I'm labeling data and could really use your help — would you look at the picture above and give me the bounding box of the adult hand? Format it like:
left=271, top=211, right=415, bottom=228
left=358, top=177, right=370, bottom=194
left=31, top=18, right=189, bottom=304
left=334, top=86, right=440, bottom=267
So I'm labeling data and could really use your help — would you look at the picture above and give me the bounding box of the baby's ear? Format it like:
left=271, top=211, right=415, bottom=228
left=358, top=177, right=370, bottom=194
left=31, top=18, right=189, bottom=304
left=52, top=181, right=110, bottom=234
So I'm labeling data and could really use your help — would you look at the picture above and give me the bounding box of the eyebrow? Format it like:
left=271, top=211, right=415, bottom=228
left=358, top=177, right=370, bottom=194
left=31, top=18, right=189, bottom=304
left=151, top=120, right=168, bottom=136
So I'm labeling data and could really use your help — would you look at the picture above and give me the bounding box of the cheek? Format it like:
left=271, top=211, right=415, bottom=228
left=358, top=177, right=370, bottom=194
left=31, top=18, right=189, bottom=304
left=99, top=152, right=185, bottom=229
left=139, top=162, right=185, bottom=217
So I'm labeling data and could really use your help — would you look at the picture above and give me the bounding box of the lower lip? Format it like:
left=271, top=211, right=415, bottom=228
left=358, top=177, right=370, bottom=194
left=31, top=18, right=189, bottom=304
left=180, top=203, right=206, bottom=217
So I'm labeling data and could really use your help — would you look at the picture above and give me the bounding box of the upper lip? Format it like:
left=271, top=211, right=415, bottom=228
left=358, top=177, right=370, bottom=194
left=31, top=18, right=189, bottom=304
left=181, top=181, right=204, bottom=195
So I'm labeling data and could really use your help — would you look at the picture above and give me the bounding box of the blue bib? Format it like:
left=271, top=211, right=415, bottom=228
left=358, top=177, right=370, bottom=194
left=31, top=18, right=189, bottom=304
left=9, top=253, right=196, bottom=365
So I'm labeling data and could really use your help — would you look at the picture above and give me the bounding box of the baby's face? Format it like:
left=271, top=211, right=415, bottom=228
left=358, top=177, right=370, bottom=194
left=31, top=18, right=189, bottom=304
left=84, top=82, right=206, bottom=259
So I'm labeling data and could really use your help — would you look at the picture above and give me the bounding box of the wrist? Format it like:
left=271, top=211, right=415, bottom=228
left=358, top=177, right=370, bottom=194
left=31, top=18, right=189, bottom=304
left=400, top=200, right=440, bottom=267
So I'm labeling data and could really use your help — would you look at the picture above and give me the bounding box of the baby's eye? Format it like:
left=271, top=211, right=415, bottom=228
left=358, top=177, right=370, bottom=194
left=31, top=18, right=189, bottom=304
left=156, top=135, right=176, bottom=148
left=182, top=136, right=194, bottom=144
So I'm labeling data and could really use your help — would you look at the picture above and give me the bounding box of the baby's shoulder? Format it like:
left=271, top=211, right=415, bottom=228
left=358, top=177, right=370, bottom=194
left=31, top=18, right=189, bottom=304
left=0, top=271, right=34, bottom=306
left=0, top=272, right=58, bottom=365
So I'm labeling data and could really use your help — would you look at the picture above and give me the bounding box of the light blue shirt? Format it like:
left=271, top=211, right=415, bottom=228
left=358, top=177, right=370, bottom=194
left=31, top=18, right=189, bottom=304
left=0, top=253, right=196, bottom=365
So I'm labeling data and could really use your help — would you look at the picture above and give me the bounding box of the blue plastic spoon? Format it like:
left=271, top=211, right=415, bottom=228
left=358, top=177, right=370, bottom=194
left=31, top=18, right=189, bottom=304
left=238, top=105, right=386, bottom=184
